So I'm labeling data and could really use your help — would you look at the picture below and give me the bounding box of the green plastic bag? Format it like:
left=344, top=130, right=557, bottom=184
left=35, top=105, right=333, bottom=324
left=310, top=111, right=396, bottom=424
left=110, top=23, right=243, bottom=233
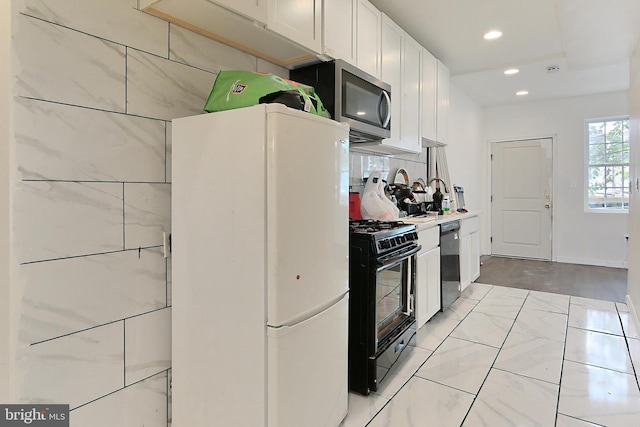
left=203, top=70, right=330, bottom=118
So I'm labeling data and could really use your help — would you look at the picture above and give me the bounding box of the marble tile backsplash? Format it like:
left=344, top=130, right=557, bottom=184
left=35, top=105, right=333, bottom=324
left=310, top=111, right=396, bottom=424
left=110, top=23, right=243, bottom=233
left=10, top=0, right=283, bottom=424
left=15, top=181, right=124, bottom=263
left=20, top=0, right=169, bottom=58
left=14, top=14, right=127, bottom=112
left=349, top=148, right=429, bottom=193
left=17, top=322, right=125, bottom=409
left=15, top=97, right=167, bottom=182
left=126, top=49, right=216, bottom=120
left=18, top=247, right=167, bottom=345
left=70, top=371, right=169, bottom=427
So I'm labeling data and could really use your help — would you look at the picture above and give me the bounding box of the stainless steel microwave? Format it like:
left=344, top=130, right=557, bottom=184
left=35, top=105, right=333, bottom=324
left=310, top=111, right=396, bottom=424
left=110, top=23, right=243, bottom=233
left=291, top=60, right=391, bottom=143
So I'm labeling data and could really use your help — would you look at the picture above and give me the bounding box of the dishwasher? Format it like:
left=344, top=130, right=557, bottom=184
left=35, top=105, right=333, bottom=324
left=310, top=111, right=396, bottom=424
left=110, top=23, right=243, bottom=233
left=440, top=220, right=461, bottom=311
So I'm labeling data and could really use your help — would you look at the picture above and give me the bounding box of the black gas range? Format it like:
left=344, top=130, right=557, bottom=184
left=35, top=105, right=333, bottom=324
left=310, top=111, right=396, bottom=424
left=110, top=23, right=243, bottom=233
left=349, top=219, right=419, bottom=259
left=348, top=219, right=421, bottom=395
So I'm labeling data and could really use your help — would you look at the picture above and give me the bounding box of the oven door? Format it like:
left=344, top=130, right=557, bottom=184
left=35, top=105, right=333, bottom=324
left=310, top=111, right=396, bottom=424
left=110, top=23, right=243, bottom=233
left=374, top=245, right=420, bottom=354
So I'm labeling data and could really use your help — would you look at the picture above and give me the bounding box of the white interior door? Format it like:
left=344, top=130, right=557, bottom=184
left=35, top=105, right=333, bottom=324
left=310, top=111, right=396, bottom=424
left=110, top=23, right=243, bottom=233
left=491, top=139, right=553, bottom=260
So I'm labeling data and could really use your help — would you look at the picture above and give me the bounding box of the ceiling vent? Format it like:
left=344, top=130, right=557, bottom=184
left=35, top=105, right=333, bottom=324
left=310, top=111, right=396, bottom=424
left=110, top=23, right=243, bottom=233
left=546, top=65, right=560, bottom=73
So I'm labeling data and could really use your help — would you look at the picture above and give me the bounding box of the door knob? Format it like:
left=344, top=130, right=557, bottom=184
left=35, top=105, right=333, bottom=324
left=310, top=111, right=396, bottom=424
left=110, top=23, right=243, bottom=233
left=545, top=203, right=551, bottom=208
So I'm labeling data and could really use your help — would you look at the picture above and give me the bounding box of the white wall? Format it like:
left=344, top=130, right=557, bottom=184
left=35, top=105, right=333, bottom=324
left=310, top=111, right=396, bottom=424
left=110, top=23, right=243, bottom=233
left=484, top=91, right=629, bottom=267
left=628, top=43, right=640, bottom=323
left=446, top=84, right=485, bottom=249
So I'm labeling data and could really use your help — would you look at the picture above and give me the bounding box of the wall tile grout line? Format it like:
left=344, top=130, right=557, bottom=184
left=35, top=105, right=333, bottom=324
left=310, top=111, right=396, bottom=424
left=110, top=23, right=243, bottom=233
left=29, top=306, right=171, bottom=347
left=18, top=11, right=212, bottom=75
left=19, top=245, right=163, bottom=265
left=167, top=22, right=171, bottom=60
left=165, top=257, right=169, bottom=308
left=17, top=95, right=168, bottom=123
left=166, top=369, right=171, bottom=427
left=122, top=182, right=126, bottom=251
left=123, top=319, right=127, bottom=388
left=69, top=369, right=170, bottom=413
left=22, top=178, right=170, bottom=185
left=165, top=122, right=169, bottom=184
left=125, top=46, right=129, bottom=115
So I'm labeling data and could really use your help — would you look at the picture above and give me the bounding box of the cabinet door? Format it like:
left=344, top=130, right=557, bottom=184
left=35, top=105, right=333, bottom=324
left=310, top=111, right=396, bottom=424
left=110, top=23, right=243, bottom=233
left=323, top=0, right=356, bottom=64
left=436, top=60, right=449, bottom=144
left=416, top=249, right=429, bottom=329
left=380, top=14, right=403, bottom=148
left=425, top=247, right=441, bottom=320
left=356, top=0, right=381, bottom=79
left=215, top=0, right=268, bottom=23
left=268, top=0, right=321, bottom=53
left=470, top=232, right=481, bottom=281
left=417, top=246, right=442, bottom=329
left=401, top=34, right=422, bottom=154
left=460, top=234, right=471, bottom=291
left=421, top=48, right=437, bottom=143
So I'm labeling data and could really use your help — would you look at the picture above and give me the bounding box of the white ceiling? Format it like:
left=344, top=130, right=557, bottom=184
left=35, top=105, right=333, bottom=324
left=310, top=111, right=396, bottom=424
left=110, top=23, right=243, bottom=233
left=369, top=0, right=640, bottom=106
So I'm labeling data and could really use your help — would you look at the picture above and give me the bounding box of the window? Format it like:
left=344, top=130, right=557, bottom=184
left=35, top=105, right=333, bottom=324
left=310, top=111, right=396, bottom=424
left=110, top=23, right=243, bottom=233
left=585, top=117, right=630, bottom=211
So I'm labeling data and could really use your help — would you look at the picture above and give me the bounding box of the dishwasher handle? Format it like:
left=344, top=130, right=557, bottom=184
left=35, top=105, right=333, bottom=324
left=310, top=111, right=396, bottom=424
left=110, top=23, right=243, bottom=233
left=439, top=220, right=461, bottom=234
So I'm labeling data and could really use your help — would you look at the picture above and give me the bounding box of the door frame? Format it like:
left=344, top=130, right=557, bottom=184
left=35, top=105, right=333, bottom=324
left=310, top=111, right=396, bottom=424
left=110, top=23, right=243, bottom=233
left=487, top=134, right=557, bottom=261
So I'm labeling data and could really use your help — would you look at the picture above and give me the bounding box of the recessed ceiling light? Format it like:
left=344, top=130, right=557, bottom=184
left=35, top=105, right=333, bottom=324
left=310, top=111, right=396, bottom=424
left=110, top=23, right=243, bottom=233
left=504, top=68, right=519, bottom=75
left=483, top=30, right=502, bottom=40
left=516, top=91, right=529, bottom=96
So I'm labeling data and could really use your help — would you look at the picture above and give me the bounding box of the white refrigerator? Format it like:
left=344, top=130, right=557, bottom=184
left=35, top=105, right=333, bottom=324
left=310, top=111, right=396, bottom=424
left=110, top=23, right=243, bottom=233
left=171, top=104, right=350, bottom=427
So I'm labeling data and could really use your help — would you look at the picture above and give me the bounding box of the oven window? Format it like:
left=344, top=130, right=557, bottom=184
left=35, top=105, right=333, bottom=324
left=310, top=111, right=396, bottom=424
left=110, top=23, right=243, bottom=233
left=376, top=260, right=408, bottom=341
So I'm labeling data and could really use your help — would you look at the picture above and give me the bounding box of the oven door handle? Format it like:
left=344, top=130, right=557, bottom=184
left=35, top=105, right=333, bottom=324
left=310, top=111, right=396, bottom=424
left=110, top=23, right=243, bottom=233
left=376, top=244, right=422, bottom=271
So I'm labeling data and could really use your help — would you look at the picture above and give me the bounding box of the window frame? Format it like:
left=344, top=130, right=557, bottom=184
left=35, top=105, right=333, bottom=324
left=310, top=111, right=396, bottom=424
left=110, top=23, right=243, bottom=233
left=584, top=116, right=630, bottom=213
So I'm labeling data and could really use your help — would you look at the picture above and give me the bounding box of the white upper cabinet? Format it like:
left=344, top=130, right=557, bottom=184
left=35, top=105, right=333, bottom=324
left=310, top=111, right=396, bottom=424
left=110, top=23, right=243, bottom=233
left=436, top=60, right=450, bottom=144
left=421, top=48, right=437, bottom=144
left=323, top=0, right=356, bottom=65
left=356, top=0, right=382, bottom=79
left=401, top=34, right=422, bottom=154
left=373, top=15, right=421, bottom=154
left=380, top=15, right=403, bottom=148
left=140, top=0, right=319, bottom=68
left=268, top=0, right=321, bottom=54
left=214, top=0, right=268, bottom=23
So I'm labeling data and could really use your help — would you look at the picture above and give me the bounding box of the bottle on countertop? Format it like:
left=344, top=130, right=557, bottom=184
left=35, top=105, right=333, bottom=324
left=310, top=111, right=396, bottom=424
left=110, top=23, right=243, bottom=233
left=426, top=186, right=434, bottom=202
left=442, top=196, right=450, bottom=214
left=432, top=187, right=443, bottom=212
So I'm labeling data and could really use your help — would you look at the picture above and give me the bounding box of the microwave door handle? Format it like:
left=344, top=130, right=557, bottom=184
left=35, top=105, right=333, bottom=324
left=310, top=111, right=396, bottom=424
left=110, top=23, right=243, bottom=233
left=378, top=91, right=391, bottom=128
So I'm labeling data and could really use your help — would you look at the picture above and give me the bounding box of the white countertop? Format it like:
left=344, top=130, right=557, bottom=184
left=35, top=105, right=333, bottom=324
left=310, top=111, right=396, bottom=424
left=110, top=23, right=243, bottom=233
left=399, top=210, right=481, bottom=231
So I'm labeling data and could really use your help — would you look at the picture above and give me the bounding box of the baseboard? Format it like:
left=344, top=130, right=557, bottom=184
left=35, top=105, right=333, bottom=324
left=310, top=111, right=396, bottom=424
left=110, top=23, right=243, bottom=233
left=555, top=256, right=627, bottom=269
left=626, top=295, right=640, bottom=337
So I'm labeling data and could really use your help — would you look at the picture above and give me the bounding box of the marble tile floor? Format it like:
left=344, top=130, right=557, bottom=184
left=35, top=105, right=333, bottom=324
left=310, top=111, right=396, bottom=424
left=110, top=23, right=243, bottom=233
left=339, top=282, right=640, bottom=427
